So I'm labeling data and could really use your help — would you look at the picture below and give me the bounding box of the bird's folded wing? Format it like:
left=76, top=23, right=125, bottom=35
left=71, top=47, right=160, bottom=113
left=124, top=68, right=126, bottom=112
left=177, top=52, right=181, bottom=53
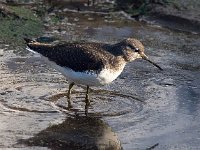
left=27, top=43, right=106, bottom=72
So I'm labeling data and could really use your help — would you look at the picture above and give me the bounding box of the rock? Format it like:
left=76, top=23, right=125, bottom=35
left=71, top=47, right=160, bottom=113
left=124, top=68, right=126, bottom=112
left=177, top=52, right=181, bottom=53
left=74, top=17, right=79, bottom=22
left=88, top=17, right=94, bottom=21
left=0, top=49, right=4, bottom=56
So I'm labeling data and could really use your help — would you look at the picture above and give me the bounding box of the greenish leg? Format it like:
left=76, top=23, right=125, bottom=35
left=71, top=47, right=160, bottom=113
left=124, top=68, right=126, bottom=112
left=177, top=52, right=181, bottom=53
left=67, top=82, right=74, bottom=108
left=85, top=85, right=90, bottom=116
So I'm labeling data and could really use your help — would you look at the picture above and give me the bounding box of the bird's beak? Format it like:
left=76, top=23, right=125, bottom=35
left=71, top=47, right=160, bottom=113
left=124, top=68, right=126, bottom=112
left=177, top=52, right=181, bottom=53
left=140, top=52, right=163, bottom=70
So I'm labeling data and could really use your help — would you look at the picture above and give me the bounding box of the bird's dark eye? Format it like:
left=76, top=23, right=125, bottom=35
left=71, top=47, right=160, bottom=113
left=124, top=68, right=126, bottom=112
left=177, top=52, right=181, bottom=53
left=135, top=48, right=140, bottom=52
left=127, top=44, right=140, bottom=53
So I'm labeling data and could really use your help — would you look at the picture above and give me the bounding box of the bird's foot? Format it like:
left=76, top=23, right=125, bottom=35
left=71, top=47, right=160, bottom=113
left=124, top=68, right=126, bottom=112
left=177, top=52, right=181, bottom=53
left=67, top=82, right=74, bottom=109
left=84, top=85, right=90, bottom=116
left=67, top=96, right=73, bottom=109
left=85, top=102, right=90, bottom=116
left=85, top=94, right=90, bottom=116
left=67, top=102, right=73, bottom=109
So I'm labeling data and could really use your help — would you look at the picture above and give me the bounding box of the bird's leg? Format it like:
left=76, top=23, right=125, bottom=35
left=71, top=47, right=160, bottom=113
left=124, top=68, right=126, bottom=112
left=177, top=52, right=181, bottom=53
left=85, top=85, right=90, bottom=116
left=67, top=82, right=74, bottom=108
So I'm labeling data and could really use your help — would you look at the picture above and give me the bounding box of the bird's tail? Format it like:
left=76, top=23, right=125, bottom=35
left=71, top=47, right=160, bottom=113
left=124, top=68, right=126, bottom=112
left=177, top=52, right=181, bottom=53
left=24, top=38, right=32, bottom=44
left=24, top=37, right=53, bottom=55
left=24, top=38, right=38, bottom=54
left=24, top=38, right=35, bottom=44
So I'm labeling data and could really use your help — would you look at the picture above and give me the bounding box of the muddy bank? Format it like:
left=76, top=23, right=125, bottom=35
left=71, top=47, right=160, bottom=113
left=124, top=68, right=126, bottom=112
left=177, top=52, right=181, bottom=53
left=0, top=2, right=43, bottom=47
left=46, top=0, right=200, bottom=34
left=1, top=0, right=200, bottom=35
left=143, top=3, right=200, bottom=34
left=116, top=0, right=200, bottom=34
left=45, top=0, right=200, bottom=34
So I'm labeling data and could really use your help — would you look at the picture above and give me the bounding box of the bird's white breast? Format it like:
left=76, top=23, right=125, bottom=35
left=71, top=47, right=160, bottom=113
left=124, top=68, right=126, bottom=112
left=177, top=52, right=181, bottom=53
left=97, top=66, right=125, bottom=85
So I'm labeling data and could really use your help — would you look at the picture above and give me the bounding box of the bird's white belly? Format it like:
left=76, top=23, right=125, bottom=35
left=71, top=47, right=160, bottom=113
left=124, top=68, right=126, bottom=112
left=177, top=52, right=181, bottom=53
left=97, top=67, right=125, bottom=85
left=41, top=56, right=125, bottom=86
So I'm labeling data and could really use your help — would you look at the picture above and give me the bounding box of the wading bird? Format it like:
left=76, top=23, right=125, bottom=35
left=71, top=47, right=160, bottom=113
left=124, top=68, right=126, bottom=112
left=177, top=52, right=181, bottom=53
left=24, top=38, right=162, bottom=115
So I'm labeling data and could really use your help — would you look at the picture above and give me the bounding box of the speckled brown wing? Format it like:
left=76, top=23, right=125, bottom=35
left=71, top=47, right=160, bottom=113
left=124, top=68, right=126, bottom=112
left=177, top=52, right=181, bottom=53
left=27, top=42, right=111, bottom=72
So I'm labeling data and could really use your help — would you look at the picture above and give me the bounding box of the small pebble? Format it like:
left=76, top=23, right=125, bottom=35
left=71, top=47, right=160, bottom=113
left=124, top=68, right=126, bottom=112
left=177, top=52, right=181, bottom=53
left=0, top=49, right=4, bottom=56
left=88, top=17, right=94, bottom=21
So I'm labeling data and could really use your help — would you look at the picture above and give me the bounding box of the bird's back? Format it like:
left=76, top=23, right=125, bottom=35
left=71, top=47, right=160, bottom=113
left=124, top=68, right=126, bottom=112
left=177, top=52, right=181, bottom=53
left=25, top=39, right=126, bottom=73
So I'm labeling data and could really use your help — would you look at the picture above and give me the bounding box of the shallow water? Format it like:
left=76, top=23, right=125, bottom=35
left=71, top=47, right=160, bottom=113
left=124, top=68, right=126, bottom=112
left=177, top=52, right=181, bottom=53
left=0, top=9, right=200, bottom=150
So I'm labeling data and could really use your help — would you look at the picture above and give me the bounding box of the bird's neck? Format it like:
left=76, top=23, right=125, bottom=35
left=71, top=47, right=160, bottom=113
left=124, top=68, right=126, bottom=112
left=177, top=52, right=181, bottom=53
left=102, top=43, right=136, bottom=63
left=103, top=43, right=125, bottom=56
left=111, top=55, right=127, bottom=71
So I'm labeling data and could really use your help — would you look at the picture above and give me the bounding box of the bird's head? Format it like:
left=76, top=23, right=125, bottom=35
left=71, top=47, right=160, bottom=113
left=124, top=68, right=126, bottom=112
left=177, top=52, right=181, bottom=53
left=121, top=38, right=163, bottom=70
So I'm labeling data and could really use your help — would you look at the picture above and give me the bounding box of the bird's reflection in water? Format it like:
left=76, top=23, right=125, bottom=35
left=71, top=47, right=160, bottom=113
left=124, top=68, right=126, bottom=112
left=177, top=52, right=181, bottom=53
left=20, top=116, right=122, bottom=150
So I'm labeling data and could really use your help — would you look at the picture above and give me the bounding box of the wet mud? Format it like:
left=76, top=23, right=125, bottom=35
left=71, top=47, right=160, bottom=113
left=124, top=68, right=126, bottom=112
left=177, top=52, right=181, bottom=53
left=0, top=5, right=200, bottom=150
